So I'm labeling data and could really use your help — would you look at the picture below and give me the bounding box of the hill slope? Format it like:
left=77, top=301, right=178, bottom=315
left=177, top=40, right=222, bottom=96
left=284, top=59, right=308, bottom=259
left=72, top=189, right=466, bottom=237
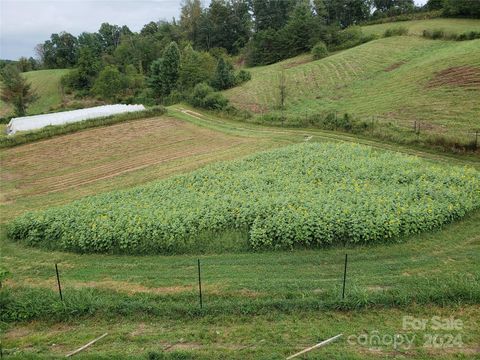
left=225, top=35, right=480, bottom=136
left=0, top=69, right=70, bottom=117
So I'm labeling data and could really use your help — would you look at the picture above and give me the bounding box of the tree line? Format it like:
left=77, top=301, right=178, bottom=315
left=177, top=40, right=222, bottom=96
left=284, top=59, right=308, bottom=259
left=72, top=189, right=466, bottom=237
left=1, top=0, right=478, bottom=115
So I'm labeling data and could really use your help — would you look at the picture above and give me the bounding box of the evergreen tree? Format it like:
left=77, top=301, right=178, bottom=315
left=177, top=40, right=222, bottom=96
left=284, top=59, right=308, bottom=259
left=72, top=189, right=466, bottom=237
left=282, top=1, right=317, bottom=56
left=148, top=42, right=181, bottom=98
left=0, top=65, right=38, bottom=116
left=250, top=0, right=296, bottom=31
left=313, top=0, right=328, bottom=22
left=211, top=57, right=236, bottom=90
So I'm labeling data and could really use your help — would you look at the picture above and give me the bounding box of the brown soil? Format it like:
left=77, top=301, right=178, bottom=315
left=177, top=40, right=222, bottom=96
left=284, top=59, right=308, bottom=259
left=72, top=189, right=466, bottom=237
left=384, top=61, right=406, bottom=72
left=243, top=103, right=269, bottom=114
left=427, top=66, right=480, bottom=89
left=282, top=57, right=312, bottom=69
left=0, top=117, right=249, bottom=198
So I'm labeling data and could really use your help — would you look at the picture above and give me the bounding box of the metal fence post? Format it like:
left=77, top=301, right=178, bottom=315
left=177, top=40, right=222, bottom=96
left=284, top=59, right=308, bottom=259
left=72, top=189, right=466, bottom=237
left=197, top=259, right=203, bottom=309
left=342, top=254, right=348, bottom=299
left=55, top=263, right=63, bottom=301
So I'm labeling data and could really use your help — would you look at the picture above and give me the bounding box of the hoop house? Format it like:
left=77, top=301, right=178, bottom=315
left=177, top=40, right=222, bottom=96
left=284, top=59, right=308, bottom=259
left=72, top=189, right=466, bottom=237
left=6, top=104, right=146, bottom=135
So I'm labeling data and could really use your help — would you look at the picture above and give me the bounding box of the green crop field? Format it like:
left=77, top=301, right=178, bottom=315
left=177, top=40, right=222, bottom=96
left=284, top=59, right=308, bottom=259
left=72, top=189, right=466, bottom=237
left=7, top=142, right=480, bottom=254
left=0, top=69, right=69, bottom=117
left=225, top=23, right=480, bottom=141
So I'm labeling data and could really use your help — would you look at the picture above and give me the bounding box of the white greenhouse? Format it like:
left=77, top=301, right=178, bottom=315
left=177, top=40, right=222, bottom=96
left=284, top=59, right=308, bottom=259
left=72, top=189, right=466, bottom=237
left=6, top=104, right=146, bottom=135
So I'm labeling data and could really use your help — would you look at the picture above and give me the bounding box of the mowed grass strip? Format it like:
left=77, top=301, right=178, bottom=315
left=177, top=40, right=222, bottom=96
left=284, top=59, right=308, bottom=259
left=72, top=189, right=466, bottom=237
left=2, top=305, right=479, bottom=359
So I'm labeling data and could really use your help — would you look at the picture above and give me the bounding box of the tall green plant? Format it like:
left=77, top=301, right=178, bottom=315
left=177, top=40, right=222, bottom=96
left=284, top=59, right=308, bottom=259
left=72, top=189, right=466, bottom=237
left=92, top=65, right=125, bottom=101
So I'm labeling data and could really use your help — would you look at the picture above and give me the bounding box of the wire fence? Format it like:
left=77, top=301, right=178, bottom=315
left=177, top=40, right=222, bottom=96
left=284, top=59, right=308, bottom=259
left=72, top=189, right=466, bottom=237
left=26, top=250, right=456, bottom=313
left=259, top=109, right=479, bottom=151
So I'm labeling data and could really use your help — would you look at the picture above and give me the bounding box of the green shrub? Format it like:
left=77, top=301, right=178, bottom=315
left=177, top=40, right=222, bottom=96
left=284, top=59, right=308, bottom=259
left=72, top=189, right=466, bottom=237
left=423, top=29, right=480, bottom=41
left=235, top=69, right=252, bottom=84
left=423, top=28, right=446, bottom=39
left=0, top=115, right=13, bottom=124
left=188, top=82, right=229, bottom=110
left=210, top=58, right=236, bottom=90
left=456, top=31, right=480, bottom=41
left=92, top=65, right=127, bottom=101
left=311, top=42, right=329, bottom=60
left=8, top=143, right=480, bottom=254
left=329, top=26, right=378, bottom=51
left=384, top=26, right=409, bottom=37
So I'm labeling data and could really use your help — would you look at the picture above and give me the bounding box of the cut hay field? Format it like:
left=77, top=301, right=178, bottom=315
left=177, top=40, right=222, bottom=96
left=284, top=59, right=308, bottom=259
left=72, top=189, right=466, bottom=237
left=224, top=33, right=480, bottom=137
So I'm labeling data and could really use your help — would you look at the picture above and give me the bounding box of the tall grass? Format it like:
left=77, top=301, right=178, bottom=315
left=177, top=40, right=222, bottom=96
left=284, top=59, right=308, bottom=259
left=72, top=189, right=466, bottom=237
left=1, top=273, right=478, bottom=323
left=383, top=26, right=409, bottom=37
left=243, top=111, right=478, bottom=153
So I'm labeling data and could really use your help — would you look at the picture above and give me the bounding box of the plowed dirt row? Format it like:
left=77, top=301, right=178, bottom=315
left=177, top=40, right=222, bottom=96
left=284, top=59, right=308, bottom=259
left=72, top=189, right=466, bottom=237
left=0, top=116, right=257, bottom=203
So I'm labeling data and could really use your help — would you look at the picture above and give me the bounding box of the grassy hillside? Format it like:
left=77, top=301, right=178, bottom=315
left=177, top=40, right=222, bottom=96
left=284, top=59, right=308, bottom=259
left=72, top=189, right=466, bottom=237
left=0, top=69, right=69, bottom=117
left=362, top=18, right=480, bottom=37
left=225, top=36, right=480, bottom=150
left=225, top=36, right=480, bottom=139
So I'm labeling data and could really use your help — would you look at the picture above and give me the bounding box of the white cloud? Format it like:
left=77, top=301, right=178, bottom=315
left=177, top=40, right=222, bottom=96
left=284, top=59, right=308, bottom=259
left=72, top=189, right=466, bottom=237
left=0, top=0, right=183, bottom=59
left=0, top=0, right=429, bottom=60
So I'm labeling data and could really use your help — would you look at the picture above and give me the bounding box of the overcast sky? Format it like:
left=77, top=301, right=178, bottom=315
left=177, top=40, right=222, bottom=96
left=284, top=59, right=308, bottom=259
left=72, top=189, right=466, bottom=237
left=1, top=0, right=428, bottom=60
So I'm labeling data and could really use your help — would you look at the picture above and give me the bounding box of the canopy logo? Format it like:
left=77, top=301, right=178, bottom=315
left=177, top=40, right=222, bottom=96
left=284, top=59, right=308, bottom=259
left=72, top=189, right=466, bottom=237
left=347, top=315, right=464, bottom=351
